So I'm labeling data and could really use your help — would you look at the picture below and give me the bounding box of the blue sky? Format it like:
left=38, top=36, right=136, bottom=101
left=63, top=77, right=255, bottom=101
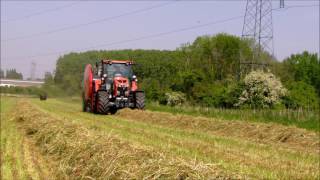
left=1, top=0, right=319, bottom=79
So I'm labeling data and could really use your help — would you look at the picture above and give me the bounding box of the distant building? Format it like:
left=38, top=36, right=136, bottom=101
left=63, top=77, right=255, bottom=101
left=0, top=79, right=44, bottom=87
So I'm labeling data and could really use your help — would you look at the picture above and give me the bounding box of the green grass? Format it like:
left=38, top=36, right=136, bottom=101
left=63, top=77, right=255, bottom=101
left=29, top=98, right=319, bottom=179
left=17, top=98, right=234, bottom=179
left=55, top=96, right=319, bottom=131
left=2, top=96, right=319, bottom=179
left=1, top=97, right=29, bottom=179
left=147, top=102, right=320, bottom=131
left=0, top=96, right=53, bottom=180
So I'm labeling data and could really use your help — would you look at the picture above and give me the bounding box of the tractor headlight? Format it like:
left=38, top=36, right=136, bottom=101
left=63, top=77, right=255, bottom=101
left=103, top=74, right=107, bottom=78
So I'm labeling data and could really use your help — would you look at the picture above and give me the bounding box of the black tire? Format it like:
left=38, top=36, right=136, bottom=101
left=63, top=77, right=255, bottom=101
left=109, top=107, right=117, bottom=115
left=39, top=95, right=47, bottom=101
left=86, top=101, right=92, bottom=112
left=92, top=93, right=97, bottom=114
left=135, top=92, right=145, bottom=110
left=82, top=93, right=86, bottom=112
left=96, top=91, right=110, bottom=114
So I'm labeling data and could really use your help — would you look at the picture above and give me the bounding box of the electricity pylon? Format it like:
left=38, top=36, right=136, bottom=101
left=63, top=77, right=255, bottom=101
left=240, top=0, right=274, bottom=73
left=30, top=61, right=36, bottom=80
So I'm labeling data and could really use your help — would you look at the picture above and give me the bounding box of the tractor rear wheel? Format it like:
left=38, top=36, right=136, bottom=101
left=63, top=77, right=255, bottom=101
left=82, top=93, right=86, bottom=112
left=135, top=92, right=145, bottom=110
left=86, top=101, right=92, bottom=112
left=96, top=91, right=110, bottom=114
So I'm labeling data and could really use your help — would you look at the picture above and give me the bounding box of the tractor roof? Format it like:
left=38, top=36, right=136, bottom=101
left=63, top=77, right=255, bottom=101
left=102, top=60, right=134, bottom=65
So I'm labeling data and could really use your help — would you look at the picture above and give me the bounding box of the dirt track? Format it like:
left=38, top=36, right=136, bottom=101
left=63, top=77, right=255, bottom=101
left=1, top=97, right=320, bottom=179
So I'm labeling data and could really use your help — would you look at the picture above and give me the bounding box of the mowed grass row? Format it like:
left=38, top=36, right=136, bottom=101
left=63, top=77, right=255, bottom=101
left=117, top=109, right=319, bottom=154
left=30, top=98, right=320, bottom=179
left=13, top=99, right=235, bottom=179
left=0, top=97, right=53, bottom=180
left=147, top=102, right=320, bottom=132
left=60, top=98, right=320, bottom=131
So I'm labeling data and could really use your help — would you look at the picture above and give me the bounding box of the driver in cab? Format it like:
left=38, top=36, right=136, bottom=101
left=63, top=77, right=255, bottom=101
left=113, top=66, right=122, bottom=77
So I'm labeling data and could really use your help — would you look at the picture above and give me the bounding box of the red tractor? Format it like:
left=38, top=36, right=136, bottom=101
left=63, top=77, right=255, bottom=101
left=82, top=59, right=145, bottom=114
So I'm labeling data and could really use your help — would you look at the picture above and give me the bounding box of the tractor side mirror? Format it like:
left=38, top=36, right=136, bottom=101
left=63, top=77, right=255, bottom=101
left=97, top=64, right=102, bottom=77
left=132, top=75, right=137, bottom=82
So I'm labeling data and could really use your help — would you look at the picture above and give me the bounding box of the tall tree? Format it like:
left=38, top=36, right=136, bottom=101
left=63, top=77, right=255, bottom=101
left=281, top=51, right=320, bottom=95
left=6, top=69, right=23, bottom=80
left=0, top=69, right=4, bottom=78
left=44, top=72, right=54, bottom=84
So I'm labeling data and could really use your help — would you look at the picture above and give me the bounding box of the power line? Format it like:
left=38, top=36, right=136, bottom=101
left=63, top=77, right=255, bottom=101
left=2, top=4, right=318, bottom=61
left=1, top=1, right=176, bottom=42
left=3, top=15, right=244, bottom=60
left=1, top=2, right=79, bottom=23
left=272, top=4, right=319, bottom=11
left=73, top=16, right=244, bottom=51
left=2, top=3, right=317, bottom=42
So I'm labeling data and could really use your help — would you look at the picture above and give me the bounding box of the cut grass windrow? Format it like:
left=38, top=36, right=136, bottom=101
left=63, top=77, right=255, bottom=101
left=14, top=100, right=237, bottom=179
left=1, top=97, right=24, bottom=180
left=117, top=109, right=319, bottom=154
left=1, top=97, right=54, bottom=180
left=30, top=98, right=320, bottom=179
left=146, top=102, right=320, bottom=132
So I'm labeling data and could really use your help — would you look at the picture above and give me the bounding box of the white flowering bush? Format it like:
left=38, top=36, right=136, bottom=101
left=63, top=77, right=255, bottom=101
left=165, top=92, right=186, bottom=106
left=235, top=70, right=287, bottom=108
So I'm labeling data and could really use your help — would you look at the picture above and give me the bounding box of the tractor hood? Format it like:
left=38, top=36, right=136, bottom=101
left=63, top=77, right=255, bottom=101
left=113, top=76, right=129, bottom=97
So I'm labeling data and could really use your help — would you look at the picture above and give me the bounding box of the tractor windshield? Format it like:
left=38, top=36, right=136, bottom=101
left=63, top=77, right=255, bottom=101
left=104, top=63, right=133, bottom=78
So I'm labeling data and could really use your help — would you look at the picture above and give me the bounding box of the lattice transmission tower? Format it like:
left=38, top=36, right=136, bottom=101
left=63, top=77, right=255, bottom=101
left=241, top=0, right=274, bottom=72
left=30, top=61, right=36, bottom=80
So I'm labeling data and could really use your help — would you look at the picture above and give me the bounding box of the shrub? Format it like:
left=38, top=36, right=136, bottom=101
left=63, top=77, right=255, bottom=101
left=235, top=70, right=287, bottom=108
left=164, top=92, right=186, bottom=106
left=224, top=82, right=245, bottom=108
left=191, top=82, right=223, bottom=107
left=283, top=81, right=319, bottom=109
left=0, top=86, right=42, bottom=96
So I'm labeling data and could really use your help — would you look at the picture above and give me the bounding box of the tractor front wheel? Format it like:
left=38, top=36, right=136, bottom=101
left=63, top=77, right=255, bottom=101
left=109, top=107, right=117, bottom=114
left=96, top=91, right=110, bottom=114
left=135, top=92, right=145, bottom=110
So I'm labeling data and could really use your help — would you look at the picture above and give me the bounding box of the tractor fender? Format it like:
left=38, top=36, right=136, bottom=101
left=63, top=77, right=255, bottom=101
left=93, top=79, right=102, bottom=93
left=131, top=81, right=138, bottom=92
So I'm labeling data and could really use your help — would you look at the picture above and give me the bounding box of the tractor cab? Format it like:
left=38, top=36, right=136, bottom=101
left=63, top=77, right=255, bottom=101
left=97, top=60, right=138, bottom=92
left=103, top=62, right=133, bottom=79
left=95, top=60, right=135, bottom=79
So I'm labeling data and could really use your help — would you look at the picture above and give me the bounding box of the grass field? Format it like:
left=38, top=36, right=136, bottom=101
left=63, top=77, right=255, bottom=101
left=147, top=102, right=320, bottom=132
left=1, top=96, right=319, bottom=179
left=0, top=97, right=54, bottom=180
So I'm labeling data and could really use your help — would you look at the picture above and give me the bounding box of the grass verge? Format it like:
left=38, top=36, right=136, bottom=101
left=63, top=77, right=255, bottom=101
left=147, top=102, right=320, bottom=132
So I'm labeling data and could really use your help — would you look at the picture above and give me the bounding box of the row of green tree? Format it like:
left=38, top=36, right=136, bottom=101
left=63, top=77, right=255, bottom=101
left=0, top=69, right=23, bottom=79
left=49, top=33, right=319, bottom=109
